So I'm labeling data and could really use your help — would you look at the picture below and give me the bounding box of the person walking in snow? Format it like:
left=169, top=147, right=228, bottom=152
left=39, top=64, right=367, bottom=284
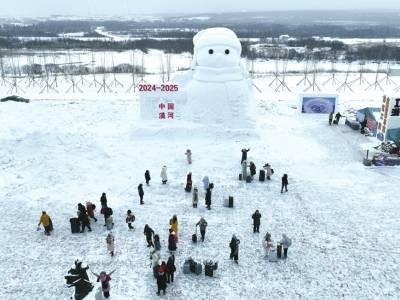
left=334, top=112, right=342, bottom=124
left=154, top=234, right=161, bottom=252
left=249, top=161, right=256, bottom=178
left=38, top=211, right=52, bottom=236
left=205, top=187, right=212, bottom=210
left=252, top=210, right=261, bottom=233
left=169, top=215, right=179, bottom=241
left=329, top=112, right=334, bottom=125
left=92, top=270, right=115, bottom=299
left=185, top=172, right=192, bottom=192
left=196, top=217, right=208, bottom=242
left=281, top=174, right=289, bottom=193
left=106, top=232, right=115, bottom=257
left=100, top=193, right=107, bottom=209
left=192, top=186, right=199, bottom=208
left=100, top=192, right=108, bottom=225
left=241, top=160, right=248, bottom=179
left=144, top=224, right=155, bottom=248
left=229, top=235, right=240, bottom=263
left=77, top=203, right=92, bottom=233
left=104, top=207, right=114, bottom=230
left=145, top=170, right=151, bottom=185
left=241, top=148, right=250, bottom=164
left=262, top=232, right=274, bottom=256
left=185, top=149, right=192, bottom=164
left=280, top=234, right=292, bottom=259
left=166, top=255, right=176, bottom=283
left=126, top=210, right=135, bottom=230
left=263, top=163, right=273, bottom=180
left=168, top=230, right=177, bottom=253
left=202, top=176, right=210, bottom=191
left=150, top=250, right=161, bottom=278
left=156, top=262, right=167, bottom=295
left=138, top=183, right=144, bottom=205
left=86, top=201, right=97, bottom=222
left=160, top=166, right=168, bottom=184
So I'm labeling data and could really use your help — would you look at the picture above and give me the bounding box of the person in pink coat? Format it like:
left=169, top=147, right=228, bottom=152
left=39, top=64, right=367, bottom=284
left=106, top=233, right=115, bottom=257
left=92, top=269, right=115, bottom=299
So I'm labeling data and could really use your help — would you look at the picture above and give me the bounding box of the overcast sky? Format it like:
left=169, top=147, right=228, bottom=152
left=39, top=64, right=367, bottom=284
left=2, top=0, right=400, bottom=17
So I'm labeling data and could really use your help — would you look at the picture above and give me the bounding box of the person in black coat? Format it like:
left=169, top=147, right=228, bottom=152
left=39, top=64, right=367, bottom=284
left=78, top=203, right=92, bottom=233
left=229, top=235, right=240, bottom=263
left=252, top=210, right=261, bottom=233
left=281, top=174, right=288, bottom=193
left=205, top=187, right=212, bottom=210
left=184, top=172, right=192, bottom=192
left=168, top=230, right=177, bottom=252
left=166, top=255, right=176, bottom=283
left=334, top=112, right=342, bottom=124
left=241, top=148, right=250, bottom=164
left=100, top=193, right=107, bottom=208
left=100, top=193, right=108, bottom=225
left=144, top=224, right=155, bottom=247
left=145, top=170, right=151, bottom=185
left=156, top=267, right=167, bottom=295
left=138, top=184, right=144, bottom=205
left=249, top=162, right=256, bottom=178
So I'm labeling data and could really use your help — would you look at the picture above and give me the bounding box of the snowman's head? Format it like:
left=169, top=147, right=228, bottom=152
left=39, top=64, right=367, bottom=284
left=193, top=27, right=242, bottom=68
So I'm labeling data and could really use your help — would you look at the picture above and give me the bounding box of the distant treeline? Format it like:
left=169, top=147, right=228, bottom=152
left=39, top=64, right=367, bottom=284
left=2, top=20, right=400, bottom=39
left=0, top=37, right=193, bottom=54
left=1, top=37, right=400, bottom=62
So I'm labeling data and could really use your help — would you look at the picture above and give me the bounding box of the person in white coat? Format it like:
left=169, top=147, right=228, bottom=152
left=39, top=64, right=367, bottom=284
left=160, top=166, right=168, bottom=184
left=262, top=232, right=273, bottom=256
left=280, top=234, right=292, bottom=259
left=150, top=250, right=161, bottom=278
left=263, top=163, right=273, bottom=180
left=106, top=232, right=115, bottom=257
left=241, top=160, right=248, bottom=179
left=185, top=149, right=192, bottom=164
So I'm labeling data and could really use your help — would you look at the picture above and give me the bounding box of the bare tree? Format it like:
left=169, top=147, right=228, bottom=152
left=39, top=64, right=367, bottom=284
left=126, top=51, right=137, bottom=93
left=337, top=63, right=353, bottom=93
left=366, top=62, right=383, bottom=92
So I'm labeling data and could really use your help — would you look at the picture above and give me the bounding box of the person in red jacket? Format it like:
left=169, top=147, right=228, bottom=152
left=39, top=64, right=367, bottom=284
left=156, top=262, right=167, bottom=296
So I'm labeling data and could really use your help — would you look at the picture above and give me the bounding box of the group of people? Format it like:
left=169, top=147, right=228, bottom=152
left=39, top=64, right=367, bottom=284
left=144, top=216, right=180, bottom=295
left=100, top=193, right=114, bottom=230
left=240, top=148, right=289, bottom=193
left=65, top=258, right=115, bottom=299
left=263, top=232, right=292, bottom=260
left=44, top=145, right=295, bottom=298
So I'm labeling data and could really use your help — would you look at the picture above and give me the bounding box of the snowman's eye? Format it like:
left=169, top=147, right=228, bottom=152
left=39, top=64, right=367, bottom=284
left=225, top=49, right=230, bottom=55
left=208, top=49, right=214, bottom=54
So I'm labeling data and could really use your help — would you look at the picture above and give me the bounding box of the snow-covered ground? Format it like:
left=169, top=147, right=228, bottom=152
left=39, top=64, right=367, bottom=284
left=1, top=67, right=400, bottom=299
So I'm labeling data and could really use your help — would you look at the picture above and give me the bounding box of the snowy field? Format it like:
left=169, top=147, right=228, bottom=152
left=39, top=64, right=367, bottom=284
left=1, top=72, right=400, bottom=299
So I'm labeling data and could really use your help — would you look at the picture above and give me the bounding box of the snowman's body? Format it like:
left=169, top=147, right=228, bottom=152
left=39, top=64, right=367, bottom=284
left=178, top=28, right=253, bottom=125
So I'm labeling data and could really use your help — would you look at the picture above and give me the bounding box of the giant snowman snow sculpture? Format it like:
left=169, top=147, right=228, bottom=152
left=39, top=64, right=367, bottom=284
left=176, top=27, right=254, bottom=125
